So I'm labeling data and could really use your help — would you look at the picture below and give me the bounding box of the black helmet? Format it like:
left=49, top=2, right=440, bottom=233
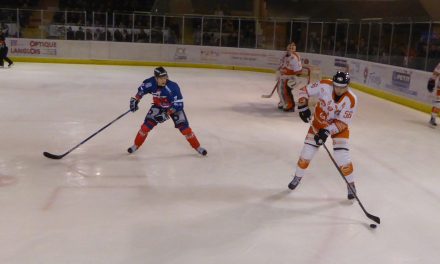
left=154, top=66, right=168, bottom=78
left=333, top=71, right=350, bottom=87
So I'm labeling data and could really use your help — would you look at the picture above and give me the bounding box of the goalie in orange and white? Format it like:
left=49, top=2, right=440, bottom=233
left=288, top=71, right=359, bottom=200
left=275, top=42, right=308, bottom=112
left=427, top=62, right=440, bottom=126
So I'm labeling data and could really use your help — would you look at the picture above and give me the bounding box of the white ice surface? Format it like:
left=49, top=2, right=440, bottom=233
left=0, top=63, right=440, bottom=264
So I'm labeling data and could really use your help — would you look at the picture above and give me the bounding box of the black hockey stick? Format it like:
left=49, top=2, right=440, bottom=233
left=261, top=80, right=279, bottom=98
left=321, top=142, right=381, bottom=224
left=43, top=109, right=132, bottom=160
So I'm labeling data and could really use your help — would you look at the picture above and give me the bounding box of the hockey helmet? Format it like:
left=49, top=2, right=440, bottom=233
left=333, top=71, right=350, bottom=87
left=154, top=66, right=168, bottom=78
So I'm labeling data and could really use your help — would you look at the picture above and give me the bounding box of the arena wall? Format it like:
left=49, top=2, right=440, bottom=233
left=5, top=38, right=434, bottom=113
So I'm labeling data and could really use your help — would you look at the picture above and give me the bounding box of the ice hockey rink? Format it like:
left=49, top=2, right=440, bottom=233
left=1, top=63, right=439, bottom=264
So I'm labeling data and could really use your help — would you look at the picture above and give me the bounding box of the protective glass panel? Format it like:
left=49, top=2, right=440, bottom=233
left=346, top=23, right=359, bottom=58
left=258, top=20, right=275, bottom=49
left=291, top=21, right=307, bottom=52
left=151, top=15, right=165, bottom=43
left=134, top=13, right=151, bottom=43
left=202, top=17, right=220, bottom=46
left=239, top=20, right=256, bottom=48
left=183, top=16, right=202, bottom=45
left=335, top=22, right=348, bottom=56
left=307, top=22, right=322, bottom=54
left=46, top=11, right=66, bottom=40
left=390, top=23, right=410, bottom=67
left=113, top=13, right=133, bottom=42
left=409, top=23, right=430, bottom=70
left=164, top=16, right=183, bottom=44
left=427, top=23, right=440, bottom=72
left=221, top=18, right=238, bottom=47
left=322, top=22, right=336, bottom=55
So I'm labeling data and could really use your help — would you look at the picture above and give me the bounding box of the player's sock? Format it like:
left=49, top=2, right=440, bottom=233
left=181, top=128, right=201, bottom=148
left=128, top=124, right=150, bottom=154
left=288, top=175, right=302, bottom=190
left=347, top=182, right=356, bottom=200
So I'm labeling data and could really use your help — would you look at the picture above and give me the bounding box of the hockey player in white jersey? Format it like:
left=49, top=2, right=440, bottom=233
left=427, top=62, right=440, bottom=126
left=288, top=71, right=358, bottom=200
left=275, top=42, right=308, bottom=112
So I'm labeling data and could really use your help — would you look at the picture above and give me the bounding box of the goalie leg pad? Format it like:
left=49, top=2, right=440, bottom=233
left=282, top=80, right=295, bottom=110
left=277, top=79, right=285, bottom=108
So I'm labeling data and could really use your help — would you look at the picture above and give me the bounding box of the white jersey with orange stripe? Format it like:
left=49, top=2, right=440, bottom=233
left=299, top=79, right=358, bottom=136
left=432, top=62, right=440, bottom=78
left=432, top=63, right=440, bottom=100
left=279, top=51, right=302, bottom=75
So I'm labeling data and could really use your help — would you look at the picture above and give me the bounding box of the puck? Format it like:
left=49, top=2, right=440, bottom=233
left=369, top=224, right=377, bottom=229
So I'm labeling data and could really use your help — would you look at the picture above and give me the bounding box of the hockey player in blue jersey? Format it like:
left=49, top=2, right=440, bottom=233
left=128, top=66, right=207, bottom=156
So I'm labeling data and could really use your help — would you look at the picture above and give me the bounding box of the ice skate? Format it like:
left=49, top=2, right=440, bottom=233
left=196, top=147, right=207, bottom=156
left=7, top=62, right=13, bottom=68
left=277, top=102, right=283, bottom=110
left=288, top=175, right=302, bottom=190
left=127, top=145, right=138, bottom=154
left=347, top=182, right=356, bottom=200
left=429, top=117, right=437, bottom=126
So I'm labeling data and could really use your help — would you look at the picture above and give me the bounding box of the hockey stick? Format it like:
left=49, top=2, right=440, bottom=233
left=320, top=141, right=381, bottom=224
left=261, top=80, right=279, bottom=98
left=43, top=109, right=132, bottom=160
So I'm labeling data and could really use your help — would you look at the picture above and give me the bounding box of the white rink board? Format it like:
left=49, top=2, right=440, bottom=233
left=6, top=38, right=434, bottom=104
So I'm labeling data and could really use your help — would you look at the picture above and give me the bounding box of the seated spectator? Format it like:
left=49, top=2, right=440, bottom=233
left=114, top=28, right=123, bottom=41
left=137, top=28, right=148, bottom=43
left=1, top=23, right=9, bottom=37
left=66, top=27, right=75, bottom=40
left=75, top=27, right=85, bottom=40
left=86, top=28, right=93, bottom=40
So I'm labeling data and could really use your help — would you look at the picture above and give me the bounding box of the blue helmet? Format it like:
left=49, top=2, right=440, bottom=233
left=154, top=66, right=168, bottom=78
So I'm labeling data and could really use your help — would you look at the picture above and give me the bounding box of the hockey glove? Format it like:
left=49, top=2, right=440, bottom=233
left=153, top=111, right=169, bottom=123
left=130, top=97, right=139, bottom=112
left=298, top=105, right=311, bottom=123
left=427, top=78, right=435, bottom=93
left=167, top=107, right=177, bottom=115
left=314, top=128, right=330, bottom=145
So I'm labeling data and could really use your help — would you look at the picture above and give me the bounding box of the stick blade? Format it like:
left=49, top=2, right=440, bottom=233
left=43, top=152, right=64, bottom=160
left=366, top=213, right=381, bottom=224
left=261, top=94, right=271, bottom=98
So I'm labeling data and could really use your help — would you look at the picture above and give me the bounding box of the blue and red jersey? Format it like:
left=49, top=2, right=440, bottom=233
left=135, top=76, right=184, bottom=112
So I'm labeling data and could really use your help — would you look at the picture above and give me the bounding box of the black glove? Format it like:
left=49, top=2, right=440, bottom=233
left=153, top=111, right=169, bottom=123
left=428, top=79, right=435, bottom=93
left=314, top=129, right=330, bottom=145
left=130, top=97, right=139, bottom=112
left=298, top=105, right=311, bottom=123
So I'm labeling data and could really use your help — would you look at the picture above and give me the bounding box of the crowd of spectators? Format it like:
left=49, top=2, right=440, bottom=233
left=0, top=0, right=39, bottom=36
left=1, top=0, right=439, bottom=71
